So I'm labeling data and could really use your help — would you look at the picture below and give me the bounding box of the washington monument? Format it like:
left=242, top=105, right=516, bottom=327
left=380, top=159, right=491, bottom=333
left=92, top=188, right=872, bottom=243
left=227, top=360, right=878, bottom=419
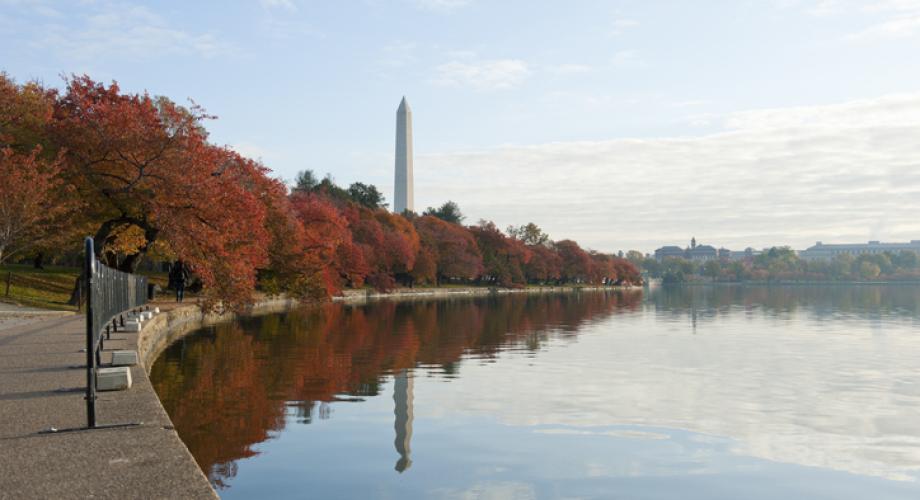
left=394, top=96, right=414, bottom=213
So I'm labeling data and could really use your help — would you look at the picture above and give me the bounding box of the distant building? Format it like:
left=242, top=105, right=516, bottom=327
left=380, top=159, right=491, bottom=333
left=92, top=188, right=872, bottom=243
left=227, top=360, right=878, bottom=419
left=800, top=240, right=920, bottom=260
left=724, top=247, right=761, bottom=261
left=654, top=246, right=685, bottom=261
left=688, top=245, right=718, bottom=262
left=654, top=243, right=764, bottom=262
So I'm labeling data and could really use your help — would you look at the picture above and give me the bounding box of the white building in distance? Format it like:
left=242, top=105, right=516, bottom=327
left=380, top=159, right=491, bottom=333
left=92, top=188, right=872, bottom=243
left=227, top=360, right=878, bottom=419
left=394, top=97, right=414, bottom=214
left=800, top=240, right=920, bottom=260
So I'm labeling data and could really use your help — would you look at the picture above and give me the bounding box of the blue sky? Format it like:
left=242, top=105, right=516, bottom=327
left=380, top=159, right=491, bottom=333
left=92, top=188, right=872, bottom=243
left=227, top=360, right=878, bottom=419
left=3, top=0, right=920, bottom=252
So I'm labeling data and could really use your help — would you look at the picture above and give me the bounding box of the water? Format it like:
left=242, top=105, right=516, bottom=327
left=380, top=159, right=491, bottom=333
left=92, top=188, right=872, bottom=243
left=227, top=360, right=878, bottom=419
left=150, top=286, right=920, bottom=499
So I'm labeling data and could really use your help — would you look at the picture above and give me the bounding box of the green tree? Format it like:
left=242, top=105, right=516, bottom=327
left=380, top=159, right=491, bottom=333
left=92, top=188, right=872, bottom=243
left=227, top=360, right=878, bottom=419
left=314, top=174, right=351, bottom=202
left=423, top=201, right=464, bottom=224
left=859, top=260, right=881, bottom=280
left=703, top=260, right=721, bottom=280
left=507, top=222, right=549, bottom=246
left=293, top=170, right=319, bottom=192
left=640, top=257, right=661, bottom=278
left=894, top=250, right=919, bottom=270
left=626, top=250, right=645, bottom=265
left=831, top=254, right=854, bottom=280
left=347, top=182, right=386, bottom=209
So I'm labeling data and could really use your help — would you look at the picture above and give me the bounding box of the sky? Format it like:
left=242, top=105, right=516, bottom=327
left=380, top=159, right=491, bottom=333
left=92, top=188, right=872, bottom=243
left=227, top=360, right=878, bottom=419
left=2, top=0, right=920, bottom=253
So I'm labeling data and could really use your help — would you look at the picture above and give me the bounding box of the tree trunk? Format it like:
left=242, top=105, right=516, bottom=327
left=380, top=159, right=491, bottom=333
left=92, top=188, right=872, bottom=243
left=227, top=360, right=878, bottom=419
left=93, top=217, right=159, bottom=273
left=33, top=252, right=44, bottom=269
left=67, top=273, right=85, bottom=308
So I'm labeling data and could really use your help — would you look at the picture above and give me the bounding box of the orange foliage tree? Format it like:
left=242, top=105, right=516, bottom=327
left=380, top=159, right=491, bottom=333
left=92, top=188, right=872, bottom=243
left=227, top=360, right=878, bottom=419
left=51, top=76, right=269, bottom=306
left=413, top=215, right=483, bottom=285
left=0, top=147, right=68, bottom=264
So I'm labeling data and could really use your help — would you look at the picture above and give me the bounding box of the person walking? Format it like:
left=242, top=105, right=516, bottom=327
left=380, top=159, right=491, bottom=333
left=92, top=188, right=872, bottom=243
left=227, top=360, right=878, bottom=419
left=169, top=260, right=190, bottom=303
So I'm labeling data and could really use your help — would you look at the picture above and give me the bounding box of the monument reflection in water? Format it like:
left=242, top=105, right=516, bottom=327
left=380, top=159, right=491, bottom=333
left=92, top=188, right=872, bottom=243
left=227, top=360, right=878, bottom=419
left=151, top=287, right=920, bottom=499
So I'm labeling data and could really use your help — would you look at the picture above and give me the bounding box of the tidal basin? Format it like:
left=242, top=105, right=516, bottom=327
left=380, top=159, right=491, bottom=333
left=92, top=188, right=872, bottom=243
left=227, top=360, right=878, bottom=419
left=151, top=287, right=920, bottom=499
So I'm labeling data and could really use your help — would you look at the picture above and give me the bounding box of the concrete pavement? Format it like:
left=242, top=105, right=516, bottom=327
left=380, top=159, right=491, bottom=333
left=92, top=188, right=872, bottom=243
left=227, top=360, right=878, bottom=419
left=0, top=310, right=216, bottom=499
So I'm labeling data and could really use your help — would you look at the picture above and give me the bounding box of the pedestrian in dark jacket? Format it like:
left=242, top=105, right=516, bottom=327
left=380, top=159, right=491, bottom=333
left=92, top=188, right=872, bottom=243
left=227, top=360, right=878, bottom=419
left=169, top=260, right=190, bottom=303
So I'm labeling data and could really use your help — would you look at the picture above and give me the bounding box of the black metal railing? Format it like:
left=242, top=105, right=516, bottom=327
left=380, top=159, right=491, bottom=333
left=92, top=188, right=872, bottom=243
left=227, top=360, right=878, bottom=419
left=83, top=237, right=148, bottom=428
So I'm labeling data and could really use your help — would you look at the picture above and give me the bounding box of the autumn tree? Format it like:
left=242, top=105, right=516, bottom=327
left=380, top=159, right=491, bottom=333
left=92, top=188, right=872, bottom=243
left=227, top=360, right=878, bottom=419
left=342, top=203, right=420, bottom=291
left=373, top=209, right=420, bottom=286
left=0, top=147, right=69, bottom=264
left=289, top=191, right=351, bottom=295
left=413, top=215, right=482, bottom=285
left=588, top=252, right=616, bottom=284
left=0, top=74, right=78, bottom=265
left=612, top=257, right=642, bottom=285
left=524, top=243, right=562, bottom=284
left=51, top=76, right=270, bottom=306
left=554, top=240, right=593, bottom=284
left=469, top=220, right=531, bottom=287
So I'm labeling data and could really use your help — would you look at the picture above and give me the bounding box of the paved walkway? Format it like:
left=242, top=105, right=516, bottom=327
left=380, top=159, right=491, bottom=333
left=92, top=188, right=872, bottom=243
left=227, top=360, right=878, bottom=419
left=0, top=310, right=216, bottom=499
left=0, top=302, right=73, bottom=332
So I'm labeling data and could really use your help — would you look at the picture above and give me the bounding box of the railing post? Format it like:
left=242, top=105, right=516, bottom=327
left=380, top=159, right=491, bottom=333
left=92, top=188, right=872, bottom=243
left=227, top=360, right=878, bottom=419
left=84, top=237, right=96, bottom=428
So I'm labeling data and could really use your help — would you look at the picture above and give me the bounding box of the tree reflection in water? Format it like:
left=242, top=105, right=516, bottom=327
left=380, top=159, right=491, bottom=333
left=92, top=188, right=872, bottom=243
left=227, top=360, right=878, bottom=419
left=150, top=291, right=642, bottom=488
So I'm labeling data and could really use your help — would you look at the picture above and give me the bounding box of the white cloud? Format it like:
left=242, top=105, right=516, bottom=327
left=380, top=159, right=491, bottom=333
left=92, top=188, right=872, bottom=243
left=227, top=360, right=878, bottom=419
left=847, top=14, right=920, bottom=39
left=25, top=2, right=230, bottom=60
left=433, top=58, right=530, bottom=90
left=547, top=63, right=592, bottom=74
left=415, top=92, right=920, bottom=252
left=793, top=0, right=920, bottom=39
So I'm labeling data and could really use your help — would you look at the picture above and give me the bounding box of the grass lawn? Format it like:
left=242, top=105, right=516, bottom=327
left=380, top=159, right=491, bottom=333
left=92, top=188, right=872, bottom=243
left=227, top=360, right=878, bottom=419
left=0, top=263, right=170, bottom=312
left=0, top=264, right=80, bottom=311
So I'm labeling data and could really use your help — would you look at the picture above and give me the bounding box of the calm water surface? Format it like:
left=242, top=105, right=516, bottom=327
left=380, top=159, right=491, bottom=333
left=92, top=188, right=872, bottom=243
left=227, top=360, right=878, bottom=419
left=150, top=286, right=920, bottom=499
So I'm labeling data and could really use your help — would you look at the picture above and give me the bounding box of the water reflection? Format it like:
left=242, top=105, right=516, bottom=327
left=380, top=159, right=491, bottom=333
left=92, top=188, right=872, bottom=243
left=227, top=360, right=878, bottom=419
left=393, top=370, right=413, bottom=473
left=150, top=286, right=920, bottom=498
left=151, top=291, right=640, bottom=488
left=648, top=284, right=920, bottom=323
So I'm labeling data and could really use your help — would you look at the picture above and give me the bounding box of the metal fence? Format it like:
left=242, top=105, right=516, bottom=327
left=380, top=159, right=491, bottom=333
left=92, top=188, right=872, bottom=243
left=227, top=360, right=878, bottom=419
left=83, top=237, right=148, bottom=428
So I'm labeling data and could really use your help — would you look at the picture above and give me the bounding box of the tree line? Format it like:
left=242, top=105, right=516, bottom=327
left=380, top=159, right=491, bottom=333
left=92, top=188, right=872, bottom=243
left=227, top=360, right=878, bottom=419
left=632, top=247, right=920, bottom=283
left=0, top=73, right=640, bottom=307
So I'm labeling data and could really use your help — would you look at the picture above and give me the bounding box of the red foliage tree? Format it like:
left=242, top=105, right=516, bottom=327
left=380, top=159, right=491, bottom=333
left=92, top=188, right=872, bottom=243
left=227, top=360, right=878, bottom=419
left=0, top=147, right=68, bottom=264
left=0, top=74, right=77, bottom=264
left=524, top=243, right=562, bottom=284
left=51, top=76, right=269, bottom=307
left=554, top=239, right=593, bottom=284
left=413, top=215, right=483, bottom=285
left=469, top=221, right=531, bottom=287
left=289, top=192, right=351, bottom=296
left=612, top=257, right=642, bottom=285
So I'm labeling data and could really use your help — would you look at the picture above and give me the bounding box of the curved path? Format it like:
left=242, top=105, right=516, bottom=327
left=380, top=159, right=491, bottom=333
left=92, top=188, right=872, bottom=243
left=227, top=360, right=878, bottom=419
left=0, top=306, right=216, bottom=499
